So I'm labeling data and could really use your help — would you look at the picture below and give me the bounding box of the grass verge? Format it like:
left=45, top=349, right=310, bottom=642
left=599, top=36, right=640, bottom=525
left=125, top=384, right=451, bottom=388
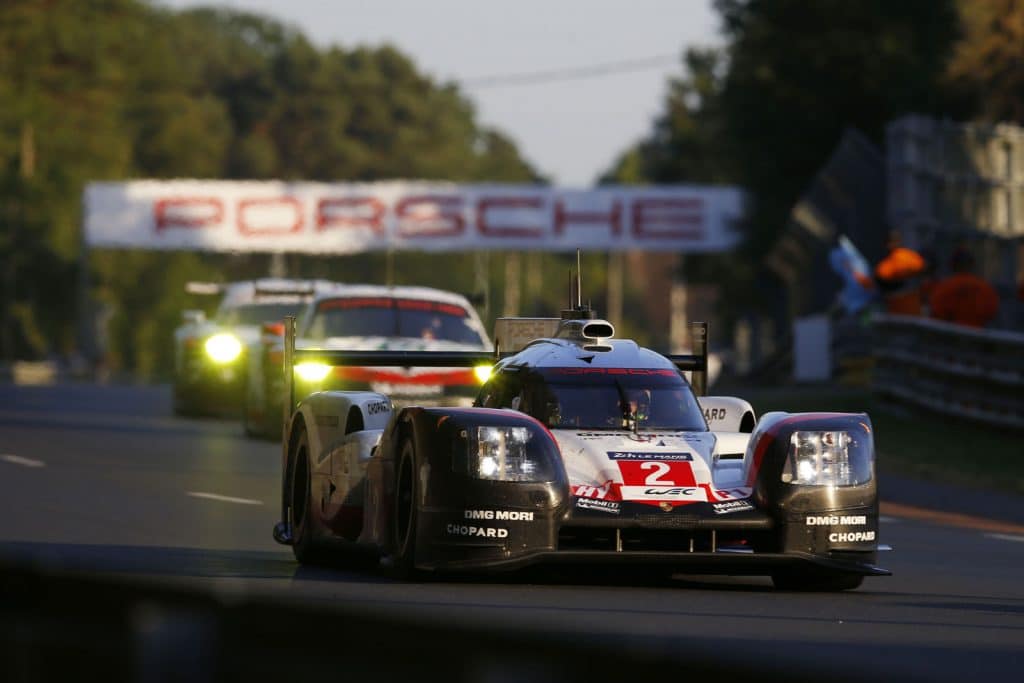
left=724, top=384, right=1024, bottom=497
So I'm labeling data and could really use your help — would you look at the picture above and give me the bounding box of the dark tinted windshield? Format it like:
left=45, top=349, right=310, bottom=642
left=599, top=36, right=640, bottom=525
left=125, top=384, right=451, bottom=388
left=306, top=297, right=484, bottom=345
left=217, top=302, right=303, bottom=326
left=478, top=367, right=707, bottom=431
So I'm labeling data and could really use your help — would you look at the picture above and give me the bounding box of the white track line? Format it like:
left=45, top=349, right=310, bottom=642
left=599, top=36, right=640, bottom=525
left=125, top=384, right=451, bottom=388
left=186, top=491, right=263, bottom=506
left=1, top=454, right=45, bottom=468
left=985, top=533, right=1024, bottom=544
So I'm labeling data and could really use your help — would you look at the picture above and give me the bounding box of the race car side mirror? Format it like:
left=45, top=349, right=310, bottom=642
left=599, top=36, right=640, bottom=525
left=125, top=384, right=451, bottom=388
left=182, top=309, right=205, bottom=325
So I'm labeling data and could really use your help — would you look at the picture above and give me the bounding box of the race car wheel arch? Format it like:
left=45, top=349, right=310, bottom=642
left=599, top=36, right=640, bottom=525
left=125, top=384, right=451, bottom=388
left=749, top=413, right=879, bottom=559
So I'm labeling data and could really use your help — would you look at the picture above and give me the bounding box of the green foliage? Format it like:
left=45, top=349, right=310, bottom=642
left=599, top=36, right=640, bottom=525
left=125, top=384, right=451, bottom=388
left=602, top=48, right=731, bottom=186
left=945, top=0, right=1024, bottom=125
left=602, top=0, right=973, bottom=322
left=714, top=0, right=963, bottom=255
left=0, top=0, right=541, bottom=378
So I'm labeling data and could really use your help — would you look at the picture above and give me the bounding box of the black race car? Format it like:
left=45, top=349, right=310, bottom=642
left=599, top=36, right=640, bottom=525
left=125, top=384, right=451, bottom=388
left=272, top=307, right=889, bottom=590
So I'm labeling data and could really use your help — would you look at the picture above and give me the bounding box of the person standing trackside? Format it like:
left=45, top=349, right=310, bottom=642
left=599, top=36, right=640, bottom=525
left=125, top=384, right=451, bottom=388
left=874, top=232, right=928, bottom=315
left=929, top=247, right=999, bottom=329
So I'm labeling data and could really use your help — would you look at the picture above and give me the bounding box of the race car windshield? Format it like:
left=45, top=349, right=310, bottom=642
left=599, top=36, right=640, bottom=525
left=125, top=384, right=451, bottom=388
left=306, top=297, right=485, bottom=345
left=496, top=368, right=706, bottom=431
left=217, top=303, right=303, bottom=326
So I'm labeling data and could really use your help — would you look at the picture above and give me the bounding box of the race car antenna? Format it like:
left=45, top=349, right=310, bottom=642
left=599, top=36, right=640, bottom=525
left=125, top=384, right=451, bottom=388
left=563, top=248, right=595, bottom=320
left=576, top=248, right=582, bottom=308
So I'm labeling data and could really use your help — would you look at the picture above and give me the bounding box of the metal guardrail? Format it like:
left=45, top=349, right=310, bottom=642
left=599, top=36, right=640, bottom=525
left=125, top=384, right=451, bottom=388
left=873, top=314, right=1024, bottom=429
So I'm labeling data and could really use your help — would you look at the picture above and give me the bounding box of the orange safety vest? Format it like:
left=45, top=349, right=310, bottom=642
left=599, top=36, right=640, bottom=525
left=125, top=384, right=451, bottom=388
left=929, top=273, right=999, bottom=328
left=875, top=247, right=927, bottom=315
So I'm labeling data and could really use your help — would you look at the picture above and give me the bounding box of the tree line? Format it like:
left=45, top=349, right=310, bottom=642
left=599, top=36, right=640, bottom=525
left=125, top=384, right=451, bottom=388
left=0, top=0, right=543, bottom=376
left=4, top=0, right=1022, bottom=377
left=602, top=0, right=1024, bottom=319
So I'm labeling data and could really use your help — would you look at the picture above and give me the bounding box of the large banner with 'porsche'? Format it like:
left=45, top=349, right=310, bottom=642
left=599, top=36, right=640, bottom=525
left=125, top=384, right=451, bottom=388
left=84, top=180, right=743, bottom=253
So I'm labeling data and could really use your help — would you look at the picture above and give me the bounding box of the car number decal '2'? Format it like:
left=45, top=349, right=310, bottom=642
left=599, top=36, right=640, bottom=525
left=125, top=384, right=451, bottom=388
left=605, top=451, right=705, bottom=501
left=640, top=461, right=673, bottom=485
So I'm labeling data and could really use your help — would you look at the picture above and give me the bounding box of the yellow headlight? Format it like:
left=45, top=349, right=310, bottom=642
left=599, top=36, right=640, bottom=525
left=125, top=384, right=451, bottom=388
left=295, top=362, right=331, bottom=383
left=473, top=364, right=493, bottom=384
left=204, top=333, right=242, bottom=364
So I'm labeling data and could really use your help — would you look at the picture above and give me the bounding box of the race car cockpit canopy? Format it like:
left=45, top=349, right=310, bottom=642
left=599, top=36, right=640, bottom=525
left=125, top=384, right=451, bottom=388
left=476, top=366, right=707, bottom=432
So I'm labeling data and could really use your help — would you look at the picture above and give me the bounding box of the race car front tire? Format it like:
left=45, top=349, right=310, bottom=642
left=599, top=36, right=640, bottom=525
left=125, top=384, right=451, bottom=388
left=289, top=427, right=319, bottom=563
left=391, top=437, right=419, bottom=578
left=172, top=382, right=200, bottom=417
left=771, top=568, right=864, bottom=592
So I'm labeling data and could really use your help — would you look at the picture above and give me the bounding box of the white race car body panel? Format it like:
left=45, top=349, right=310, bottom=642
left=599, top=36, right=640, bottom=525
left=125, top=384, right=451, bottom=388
left=698, top=396, right=756, bottom=433
left=551, top=429, right=752, bottom=507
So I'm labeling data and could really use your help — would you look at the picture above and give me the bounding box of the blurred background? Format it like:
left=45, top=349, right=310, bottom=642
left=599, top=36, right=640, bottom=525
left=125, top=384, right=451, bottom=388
left=4, top=3, right=1024, bottom=680
left=2, top=0, right=1022, bottom=385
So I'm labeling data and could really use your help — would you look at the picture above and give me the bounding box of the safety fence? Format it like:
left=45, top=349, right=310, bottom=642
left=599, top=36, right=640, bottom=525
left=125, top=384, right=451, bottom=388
left=873, top=314, right=1024, bottom=429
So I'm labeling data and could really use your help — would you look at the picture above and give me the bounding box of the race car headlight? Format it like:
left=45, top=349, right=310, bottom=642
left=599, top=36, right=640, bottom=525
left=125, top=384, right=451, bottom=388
left=473, top=364, right=493, bottom=384
left=782, top=430, right=870, bottom=487
left=294, top=362, right=331, bottom=383
left=471, top=426, right=552, bottom=482
left=204, top=333, right=242, bottom=364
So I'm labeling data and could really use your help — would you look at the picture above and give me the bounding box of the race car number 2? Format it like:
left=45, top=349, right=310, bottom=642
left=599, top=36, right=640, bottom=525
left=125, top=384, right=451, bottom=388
left=607, top=451, right=706, bottom=502
left=607, top=452, right=697, bottom=487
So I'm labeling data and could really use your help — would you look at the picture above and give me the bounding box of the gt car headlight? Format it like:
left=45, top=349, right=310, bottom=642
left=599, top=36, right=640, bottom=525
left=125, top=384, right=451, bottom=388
left=204, top=333, right=242, bottom=364
left=473, top=364, right=493, bottom=384
left=294, top=362, right=331, bottom=383
left=782, top=430, right=870, bottom=487
left=471, top=426, right=551, bottom=482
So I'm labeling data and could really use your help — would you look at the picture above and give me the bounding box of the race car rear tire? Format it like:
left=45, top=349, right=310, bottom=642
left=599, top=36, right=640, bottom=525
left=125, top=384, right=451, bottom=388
left=771, top=569, right=864, bottom=592
left=289, top=427, right=319, bottom=564
left=241, top=374, right=259, bottom=437
left=391, top=437, right=419, bottom=578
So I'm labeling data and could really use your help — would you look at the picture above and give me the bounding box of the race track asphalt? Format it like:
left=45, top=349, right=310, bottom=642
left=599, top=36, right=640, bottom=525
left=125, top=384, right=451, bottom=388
left=1, top=383, right=1022, bottom=681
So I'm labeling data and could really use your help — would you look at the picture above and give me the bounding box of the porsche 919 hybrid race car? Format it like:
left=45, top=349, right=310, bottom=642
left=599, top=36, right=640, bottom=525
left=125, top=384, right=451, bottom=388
left=172, top=279, right=340, bottom=416
left=242, top=285, right=491, bottom=438
left=272, top=307, right=889, bottom=591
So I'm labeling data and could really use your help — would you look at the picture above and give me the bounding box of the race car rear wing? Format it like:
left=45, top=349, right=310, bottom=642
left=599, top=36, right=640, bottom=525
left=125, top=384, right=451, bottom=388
left=253, top=284, right=316, bottom=298
left=184, top=281, right=224, bottom=295
left=671, top=321, right=709, bottom=397
left=281, top=317, right=708, bottom=433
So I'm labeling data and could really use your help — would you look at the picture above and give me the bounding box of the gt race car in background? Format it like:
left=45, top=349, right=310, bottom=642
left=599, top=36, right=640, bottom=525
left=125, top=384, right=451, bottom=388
left=172, top=279, right=340, bottom=416
left=272, top=307, right=889, bottom=591
left=242, top=285, right=492, bottom=438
